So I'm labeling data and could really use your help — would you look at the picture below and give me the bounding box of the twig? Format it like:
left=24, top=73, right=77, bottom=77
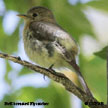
left=0, top=52, right=107, bottom=108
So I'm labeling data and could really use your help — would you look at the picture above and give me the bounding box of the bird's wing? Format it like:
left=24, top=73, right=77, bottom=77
left=30, top=22, right=93, bottom=96
left=30, top=21, right=78, bottom=58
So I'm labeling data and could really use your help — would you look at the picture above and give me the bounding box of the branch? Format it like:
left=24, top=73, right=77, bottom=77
left=0, top=52, right=107, bottom=108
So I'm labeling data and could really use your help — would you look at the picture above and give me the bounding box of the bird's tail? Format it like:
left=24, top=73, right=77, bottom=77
left=69, top=60, right=93, bottom=97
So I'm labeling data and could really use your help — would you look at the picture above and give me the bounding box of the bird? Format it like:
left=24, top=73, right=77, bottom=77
left=17, top=6, right=92, bottom=96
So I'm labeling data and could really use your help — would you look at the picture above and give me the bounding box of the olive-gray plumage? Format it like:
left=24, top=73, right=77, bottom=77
left=18, top=6, right=78, bottom=69
left=18, top=6, right=93, bottom=97
left=24, top=21, right=78, bottom=68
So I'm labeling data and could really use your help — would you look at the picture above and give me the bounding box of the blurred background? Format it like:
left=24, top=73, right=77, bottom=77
left=0, top=0, right=108, bottom=108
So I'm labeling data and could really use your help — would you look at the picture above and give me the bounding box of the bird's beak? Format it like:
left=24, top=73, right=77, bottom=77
left=17, top=14, right=29, bottom=19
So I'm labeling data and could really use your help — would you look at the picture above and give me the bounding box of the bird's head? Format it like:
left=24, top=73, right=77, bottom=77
left=17, top=6, right=56, bottom=23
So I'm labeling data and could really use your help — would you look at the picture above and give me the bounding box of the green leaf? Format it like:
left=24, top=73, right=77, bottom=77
left=4, top=61, right=12, bottom=84
left=94, top=46, right=108, bottom=60
left=0, top=19, right=19, bottom=54
left=80, top=55, right=107, bottom=103
left=4, top=0, right=32, bottom=13
left=15, top=82, right=71, bottom=108
left=0, top=94, right=15, bottom=108
left=86, top=0, right=108, bottom=12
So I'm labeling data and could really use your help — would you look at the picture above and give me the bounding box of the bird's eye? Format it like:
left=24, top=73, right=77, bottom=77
left=32, top=13, right=38, bottom=17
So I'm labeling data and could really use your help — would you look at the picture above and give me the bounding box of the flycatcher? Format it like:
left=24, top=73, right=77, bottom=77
left=17, top=6, right=92, bottom=97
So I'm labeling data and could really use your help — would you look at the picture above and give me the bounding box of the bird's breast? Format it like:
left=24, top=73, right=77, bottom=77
left=23, top=28, right=63, bottom=67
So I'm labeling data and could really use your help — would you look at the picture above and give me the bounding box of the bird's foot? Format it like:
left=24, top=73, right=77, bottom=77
left=43, top=64, right=54, bottom=80
left=48, top=64, right=66, bottom=78
left=49, top=64, right=54, bottom=71
left=17, top=56, right=21, bottom=60
left=43, top=74, right=46, bottom=80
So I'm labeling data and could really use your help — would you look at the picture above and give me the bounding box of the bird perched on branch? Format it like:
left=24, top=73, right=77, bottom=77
left=17, top=6, right=92, bottom=97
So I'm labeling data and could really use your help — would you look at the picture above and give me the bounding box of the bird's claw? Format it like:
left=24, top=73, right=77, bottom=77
left=49, top=64, right=54, bottom=71
left=17, top=56, right=21, bottom=60
left=43, top=74, right=46, bottom=80
left=43, top=64, right=54, bottom=80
